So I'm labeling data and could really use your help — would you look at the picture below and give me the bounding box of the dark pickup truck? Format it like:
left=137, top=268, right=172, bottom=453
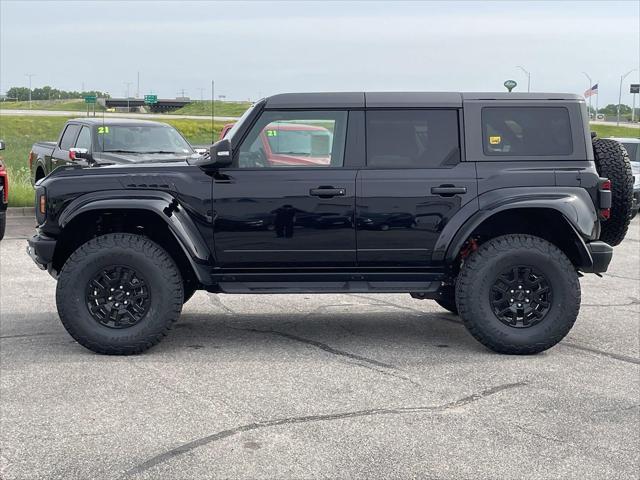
left=27, top=92, right=634, bottom=356
left=28, top=118, right=199, bottom=184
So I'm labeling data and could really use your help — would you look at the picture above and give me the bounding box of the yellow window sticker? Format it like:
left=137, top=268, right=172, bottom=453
left=489, top=135, right=501, bottom=145
left=97, top=126, right=110, bottom=134
left=266, top=129, right=278, bottom=137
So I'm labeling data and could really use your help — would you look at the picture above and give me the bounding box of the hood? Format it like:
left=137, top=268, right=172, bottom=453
left=94, top=151, right=201, bottom=164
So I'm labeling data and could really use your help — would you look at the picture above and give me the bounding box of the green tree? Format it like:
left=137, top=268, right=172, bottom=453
left=599, top=104, right=632, bottom=115
left=5, top=87, right=30, bottom=101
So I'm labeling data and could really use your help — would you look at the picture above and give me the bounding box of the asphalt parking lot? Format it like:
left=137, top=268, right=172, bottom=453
left=1, top=215, right=638, bottom=480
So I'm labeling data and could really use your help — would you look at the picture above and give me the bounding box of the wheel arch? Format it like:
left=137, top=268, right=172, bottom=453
left=53, top=191, right=213, bottom=285
left=437, top=188, right=600, bottom=270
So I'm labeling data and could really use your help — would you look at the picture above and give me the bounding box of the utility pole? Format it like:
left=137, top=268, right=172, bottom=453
left=25, top=73, right=35, bottom=108
left=125, top=81, right=132, bottom=112
left=197, top=87, right=205, bottom=102
left=617, top=69, right=637, bottom=126
left=516, top=66, right=531, bottom=92
left=582, top=72, right=593, bottom=118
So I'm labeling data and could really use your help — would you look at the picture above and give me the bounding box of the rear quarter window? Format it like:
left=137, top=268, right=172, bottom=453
left=482, top=107, right=573, bottom=156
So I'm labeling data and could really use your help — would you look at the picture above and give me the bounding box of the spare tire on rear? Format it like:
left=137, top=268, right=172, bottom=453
left=592, top=137, right=634, bottom=246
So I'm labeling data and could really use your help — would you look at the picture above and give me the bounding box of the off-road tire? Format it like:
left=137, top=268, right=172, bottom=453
left=592, top=138, right=634, bottom=246
left=456, top=235, right=580, bottom=355
left=56, top=233, right=184, bottom=355
left=435, top=284, right=458, bottom=315
left=0, top=212, right=5, bottom=241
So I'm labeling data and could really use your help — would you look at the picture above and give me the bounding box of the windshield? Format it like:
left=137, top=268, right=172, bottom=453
left=224, top=103, right=258, bottom=142
left=98, top=125, right=193, bottom=154
left=622, top=142, right=639, bottom=163
left=266, top=127, right=332, bottom=156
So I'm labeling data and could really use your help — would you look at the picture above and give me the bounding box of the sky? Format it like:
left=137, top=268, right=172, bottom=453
left=1, top=0, right=639, bottom=106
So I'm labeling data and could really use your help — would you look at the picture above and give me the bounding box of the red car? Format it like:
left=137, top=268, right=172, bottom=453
left=220, top=122, right=332, bottom=166
left=0, top=140, right=7, bottom=241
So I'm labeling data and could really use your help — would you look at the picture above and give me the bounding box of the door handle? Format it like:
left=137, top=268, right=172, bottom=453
left=309, top=187, right=346, bottom=198
left=431, top=185, right=467, bottom=196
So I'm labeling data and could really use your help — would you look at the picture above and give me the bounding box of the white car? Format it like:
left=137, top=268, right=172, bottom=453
left=610, top=137, right=640, bottom=218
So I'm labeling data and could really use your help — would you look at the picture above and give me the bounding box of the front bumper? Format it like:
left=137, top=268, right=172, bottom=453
left=582, top=241, right=613, bottom=273
left=27, top=233, right=57, bottom=272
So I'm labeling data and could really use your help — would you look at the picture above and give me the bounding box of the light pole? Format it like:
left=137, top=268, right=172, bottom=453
left=125, top=82, right=132, bottom=112
left=618, top=69, right=637, bottom=126
left=582, top=72, right=593, bottom=118
left=516, top=66, right=531, bottom=92
left=25, top=73, right=35, bottom=108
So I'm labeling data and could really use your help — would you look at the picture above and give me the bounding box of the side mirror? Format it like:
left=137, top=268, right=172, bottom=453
left=208, top=138, right=233, bottom=167
left=69, top=147, right=92, bottom=162
left=0, top=140, right=5, bottom=150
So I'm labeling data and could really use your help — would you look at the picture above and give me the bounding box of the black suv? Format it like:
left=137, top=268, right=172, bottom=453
left=27, top=92, right=634, bottom=355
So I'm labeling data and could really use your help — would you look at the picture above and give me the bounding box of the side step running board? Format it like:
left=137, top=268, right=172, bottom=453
left=217, top=281, right=441, bottom=294
left=210, top=271, right=445, bottom=295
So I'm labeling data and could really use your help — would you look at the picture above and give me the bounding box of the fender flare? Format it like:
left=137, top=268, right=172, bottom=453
left=433, top=187, right=599, bottom=264
left=58, top=190, right=213, bottom=283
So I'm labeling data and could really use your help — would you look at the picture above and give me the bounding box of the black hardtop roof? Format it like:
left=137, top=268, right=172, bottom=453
left=68, top=117, right=171, bottom=127
left=264, top=92, right=583, bottom=109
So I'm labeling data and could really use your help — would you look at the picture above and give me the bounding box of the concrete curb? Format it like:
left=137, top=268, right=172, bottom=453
left=5, top=207, right=34, bottom=217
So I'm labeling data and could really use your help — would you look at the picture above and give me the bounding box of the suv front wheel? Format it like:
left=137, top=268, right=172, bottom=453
left=56, top=233, right=184, bottom=355
left=456, top=234, right=580, bottom=354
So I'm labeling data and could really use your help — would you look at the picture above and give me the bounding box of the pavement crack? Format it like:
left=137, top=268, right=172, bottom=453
left=227, top=325, right=398, bottom=370
left=582, top=296, right=640, bottom=307
left=604, top=273, right=640, bottom=281
left=512, top=424, right=567, bottom=445
left=121, top=382, right=526, bottom=478
left=561, top=342, right=640, bottom=365
left=0, top=331, right=59, bottom=340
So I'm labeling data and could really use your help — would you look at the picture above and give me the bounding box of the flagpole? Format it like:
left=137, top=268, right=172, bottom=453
left=583, top=72, right=592, bottom=118
left=595, top=81, right=599, bottom=120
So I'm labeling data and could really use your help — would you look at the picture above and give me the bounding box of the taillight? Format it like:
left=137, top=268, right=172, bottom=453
left=28, top=151, right=34, bottom=170
left=0, top=174, right=7, bottom=204
left=598, top=178, right=612, bottom=220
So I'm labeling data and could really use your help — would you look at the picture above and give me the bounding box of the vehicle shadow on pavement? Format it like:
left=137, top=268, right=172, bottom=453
left=1, top=310, right=486, bottom=359
left=165, top=310, right=483, bottom=355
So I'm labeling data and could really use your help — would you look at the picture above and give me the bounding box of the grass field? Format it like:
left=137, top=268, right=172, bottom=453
left=0, top=117, right=638, bottom=207
left=169, top=100, right=251, bottom=117
left=0, top=115, right=229, bottom=206
left=0, top=99, right=105, bottom=112
left=590, top=124, right=639, bottom=139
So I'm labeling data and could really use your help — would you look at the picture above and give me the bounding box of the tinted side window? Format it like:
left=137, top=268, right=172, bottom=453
left=236, top=111, right=348, bottom=168
left=366, top=110, right=460, bottom=168
left=75, top=127, right=92, bottom=150
left=482, top=107, right=572, bottom=156
left=59, top=124, right=81, bottom=150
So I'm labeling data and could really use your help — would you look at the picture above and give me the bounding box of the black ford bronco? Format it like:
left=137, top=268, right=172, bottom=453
left=27, top=92, right=634, bottom=355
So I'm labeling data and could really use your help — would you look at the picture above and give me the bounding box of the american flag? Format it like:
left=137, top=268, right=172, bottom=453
left=584, top=84, right=598, bottom=98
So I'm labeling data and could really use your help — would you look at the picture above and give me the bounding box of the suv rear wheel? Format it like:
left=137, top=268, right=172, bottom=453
left=456, top=234, right=580, bottom=354
left=56, top=233, right=184, bottom=354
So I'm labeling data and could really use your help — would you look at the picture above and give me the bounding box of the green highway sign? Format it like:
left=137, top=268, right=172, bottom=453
left=84, top=95, right=97, bottom=104
left=144, top=94, right=158, bottom=104
left=503, top=80, right=517, bottom=92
